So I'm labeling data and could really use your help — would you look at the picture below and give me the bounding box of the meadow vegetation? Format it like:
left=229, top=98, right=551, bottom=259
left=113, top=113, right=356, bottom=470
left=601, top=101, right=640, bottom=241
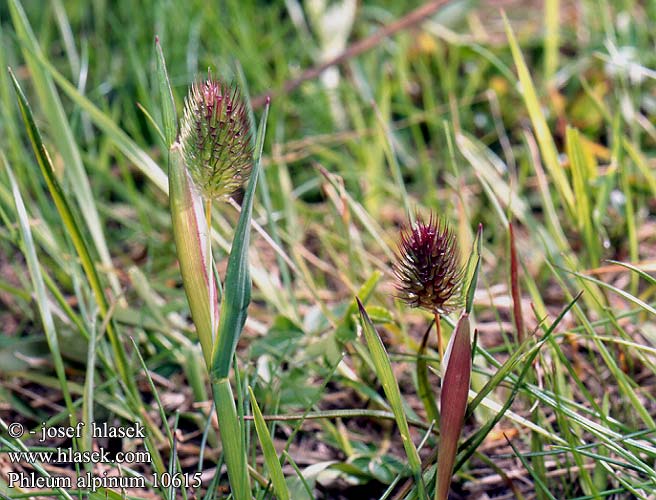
left=1, top=0, right=655, bottom=498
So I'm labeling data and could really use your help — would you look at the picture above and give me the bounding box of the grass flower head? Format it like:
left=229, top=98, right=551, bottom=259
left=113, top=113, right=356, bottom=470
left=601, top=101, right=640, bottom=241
left=179, top=77, right=252, bottom=201
left=394, top=213, right=463, bottom=314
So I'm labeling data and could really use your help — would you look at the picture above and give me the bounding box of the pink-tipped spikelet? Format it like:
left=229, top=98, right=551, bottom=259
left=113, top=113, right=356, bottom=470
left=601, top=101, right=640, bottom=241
left=179, top=78, right=253, bottom=200
left=394, top=213, right=463, bottom=314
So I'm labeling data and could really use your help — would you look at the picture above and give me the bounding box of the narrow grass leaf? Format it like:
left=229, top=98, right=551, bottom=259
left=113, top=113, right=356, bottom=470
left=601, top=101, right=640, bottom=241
left=507, top=436, right=558, bottom=500
left=372, top=99, right=412, bottom=218
left=20, top=42, right=168, bottom=192
left=456, top=133, right=529, bottom=224
left=523, top=129, right=570, bottom=253
left=155, top=36, right=177, bottom=148
left=416, top=323, right=439, bottom=424
left=211, top=99, right=270, bottom=379
left=606, top=260, right=656, bottom=287
left=136, top=101, right=166, bottom=144
left=465, top=224, right=482, bottom=315
left=213, top=378, right=251, bottom=500
left=248, top=387, right=290, bottom=500
left=8, top=68, right=136, bottom=398
left=618, top=145, right=639, bottom=295
left=5, top=159, right=77, bottom=428
left=318, top=167, right=396, bottom=261
left=543, top=0, right=560, bottom=81
left=566, top=268, right=656, bottom=317
left=82, top=307, right=96, bottom=455
left=624, top=138, right=656, bottom=198
left=504, top=14, right=575, bottom=216
left=128, top=339, right=169, bottom=477
left=566, top=126, right=599, bottom=266
left=356, top=298, right=426, bottom=499
left=9, top=0, right=122, bottom=300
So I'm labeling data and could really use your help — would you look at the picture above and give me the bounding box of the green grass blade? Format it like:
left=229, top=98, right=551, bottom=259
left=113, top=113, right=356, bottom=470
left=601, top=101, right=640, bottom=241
left=248, top=387, right=290, bottom=500
left=9, top=0, right=122, bottom=300
left=8, top=68, right=136, bottom=398
left=213, top=377, right=250, bottom=500
left=372, top=100, right=412, bottom=218
left=155, top=36, right=177, bottom=148
left=507, top=436, right=559, bottom=500
left=618, top=143, right=639, bottom=295
left=566, top=268, right=656, bottom=317
left=606, top=260, right=656, bottom=287
left=16, top=39, right=168, bottom=192
left=624, top=138, right=656, bottom=198
left=81, top=301, right=96, bottom=456
left=566, top=126, right=599, bottom=266
left=356, top=298, right=426, bottom=499
left=543, top=0, right=560, bottom=82
left=5, top=156, right=77, bottom=427
left=465, top=224, right=482, bottom=315
left=211, top=99, right=270, bottom=379
left=504, top=13, right=575, bottom=216
left=416, top=323, right=439, bottom=424
left=129, top=338, right=172, bottom=477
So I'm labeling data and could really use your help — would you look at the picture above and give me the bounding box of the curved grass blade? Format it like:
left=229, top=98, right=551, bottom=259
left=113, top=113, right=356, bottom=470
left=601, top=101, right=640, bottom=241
left=606, top=260, right=656, bottom=287
left=566, top=126, right=599, bottom=266
left=356, top=298, right=427, bottom=500
left=5, top=158, right=77, bottom=430
left=9, top=0, right=122, bottom=300
left=416, top=321, right=439, bottom=425
left=464, top=224, right=482, bottom=315
left=248, top=387, right=290, bottom=500
left=213, top=378, right=250, bottom=500
left=15, top=36, right=168, bottom=192
left=565, top=268, right=656, bottom=317
left=503, top=13, right=575, bottom=216
left=8, top=68, right=136, bottom=399
left=506, top=436, right=558, bottom=500
left=155, top=36, right=177, bottom=148
left=211, top=99, right=270, bottom=379
left=129, top=338, right=173, bottom=477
